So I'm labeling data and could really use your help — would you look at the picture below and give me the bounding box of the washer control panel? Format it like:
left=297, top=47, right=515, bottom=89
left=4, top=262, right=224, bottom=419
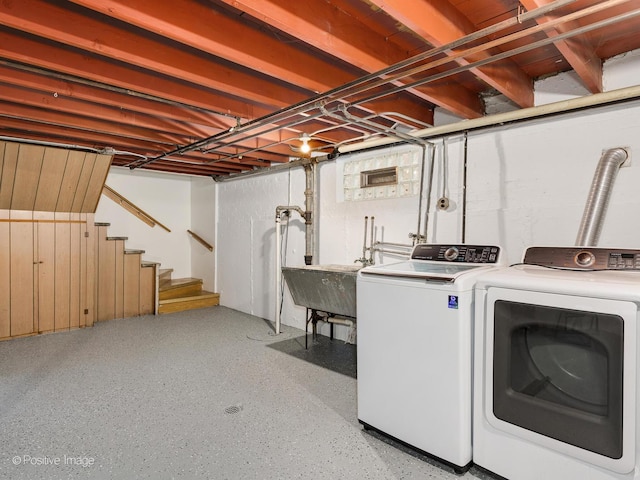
left=411, top=244, right=501, bottom=263
left=524, top=247, right=640, bottom=270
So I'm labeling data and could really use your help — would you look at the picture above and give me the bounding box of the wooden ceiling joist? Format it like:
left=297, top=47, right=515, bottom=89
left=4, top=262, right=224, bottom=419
left=1, top=0, right=639, bottom=176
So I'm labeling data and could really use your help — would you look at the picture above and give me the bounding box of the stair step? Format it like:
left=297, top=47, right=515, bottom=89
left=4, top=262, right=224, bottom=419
left=159, top=277, right=203, bottom=300
left=158, top=291, right=220, bottom=314
left=158, top=268, right=174, bottom=287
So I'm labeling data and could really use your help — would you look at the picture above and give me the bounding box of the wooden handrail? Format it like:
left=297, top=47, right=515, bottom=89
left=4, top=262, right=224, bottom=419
left=102, top=185, right=171, bottom=232
left=187, top=229, right=214, bottom=251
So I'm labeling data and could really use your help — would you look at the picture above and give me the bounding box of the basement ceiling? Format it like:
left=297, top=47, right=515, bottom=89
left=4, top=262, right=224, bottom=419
left=1, top=0, right=640, bottom=178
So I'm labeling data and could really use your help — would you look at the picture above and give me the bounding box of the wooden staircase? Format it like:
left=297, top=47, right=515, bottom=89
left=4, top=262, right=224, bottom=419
left=96, top=223, right=156, bottom=321
left=96, top=223, right=219, bottom=320
left=158, top=269, right=220, bottom=314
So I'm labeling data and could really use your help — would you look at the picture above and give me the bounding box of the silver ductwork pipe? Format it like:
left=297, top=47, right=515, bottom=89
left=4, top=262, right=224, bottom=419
left=575, top=147, right=629, bottom=246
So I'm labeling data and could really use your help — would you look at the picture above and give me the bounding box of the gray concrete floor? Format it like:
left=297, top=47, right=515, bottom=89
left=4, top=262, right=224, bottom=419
left=0, top=307, right=500, bottom=480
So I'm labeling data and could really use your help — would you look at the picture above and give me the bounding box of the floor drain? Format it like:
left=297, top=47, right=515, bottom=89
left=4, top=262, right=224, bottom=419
left=224, top=404, right=243, bottom=415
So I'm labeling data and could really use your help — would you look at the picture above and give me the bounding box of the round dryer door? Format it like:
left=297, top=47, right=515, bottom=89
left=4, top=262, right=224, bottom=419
left=526, top=326, right=608, bottom=407
left=492, top=300, right=624, bottom=460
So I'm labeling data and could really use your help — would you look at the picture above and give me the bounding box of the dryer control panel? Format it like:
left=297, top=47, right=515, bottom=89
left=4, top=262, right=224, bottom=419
left=411, top=244, right=501, bottom=263
left=524, top=246, right=640, bottom=270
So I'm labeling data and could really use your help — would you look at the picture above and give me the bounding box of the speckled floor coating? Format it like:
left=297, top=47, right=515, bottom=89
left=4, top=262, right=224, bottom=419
left=0, top=307, right=501, bottom=480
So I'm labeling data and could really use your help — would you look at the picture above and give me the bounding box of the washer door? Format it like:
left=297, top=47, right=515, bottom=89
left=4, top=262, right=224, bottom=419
left=492, top=300, right=623, bottom=459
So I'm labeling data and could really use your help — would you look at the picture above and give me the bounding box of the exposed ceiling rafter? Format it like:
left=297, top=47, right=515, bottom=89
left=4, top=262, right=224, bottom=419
left=0, top=0, right=639, bottom=176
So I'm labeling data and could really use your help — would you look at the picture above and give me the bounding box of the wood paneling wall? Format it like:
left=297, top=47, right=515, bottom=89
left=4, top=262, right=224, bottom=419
left=0, top=141, right=112, bottom=213
left=0, top=211, right=96, bottom=339
left=0, top=141, right=157, bottom=340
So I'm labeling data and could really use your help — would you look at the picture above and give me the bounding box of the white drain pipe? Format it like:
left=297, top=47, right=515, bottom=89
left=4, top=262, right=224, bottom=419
left=274, top=162, right=316, bottom=335
left=275, top=212, right=282, bottom=335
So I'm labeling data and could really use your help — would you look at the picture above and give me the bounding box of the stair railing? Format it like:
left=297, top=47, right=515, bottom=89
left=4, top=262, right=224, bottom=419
left=187, top=230, right=214, bottom=251
left=102, top=185, right=171, bottom=232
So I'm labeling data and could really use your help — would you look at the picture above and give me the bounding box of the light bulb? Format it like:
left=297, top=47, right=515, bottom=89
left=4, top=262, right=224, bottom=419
left=299, top=133, right=311, bottom=154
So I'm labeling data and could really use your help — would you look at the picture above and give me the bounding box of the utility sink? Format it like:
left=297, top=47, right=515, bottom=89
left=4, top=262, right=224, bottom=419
left=281, top=264, right=361, bottom=318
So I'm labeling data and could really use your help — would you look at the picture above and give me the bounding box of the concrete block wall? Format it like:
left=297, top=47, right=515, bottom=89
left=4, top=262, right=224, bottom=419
left=94, top=49, right=640, bottom=340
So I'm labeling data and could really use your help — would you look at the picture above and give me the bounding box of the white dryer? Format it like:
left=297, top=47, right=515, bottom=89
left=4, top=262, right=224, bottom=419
left=357, top=243, right=502, bottom=473
left=473, top=246, right=640, bottom=480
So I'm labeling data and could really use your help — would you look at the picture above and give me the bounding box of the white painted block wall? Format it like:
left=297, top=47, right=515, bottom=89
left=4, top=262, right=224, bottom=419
left=95, top=170, right=216, bottom=291
left=94, top=50, right=640, bottom=339
left=94, top=168, right=194, bottom=280
left=214, top=50, right=640, bottom=339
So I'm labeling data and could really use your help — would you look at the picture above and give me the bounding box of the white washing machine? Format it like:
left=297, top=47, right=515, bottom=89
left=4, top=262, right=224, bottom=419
left=473, top=246, right=640, bottom=480
left=357, top=243, right=502, bottom=473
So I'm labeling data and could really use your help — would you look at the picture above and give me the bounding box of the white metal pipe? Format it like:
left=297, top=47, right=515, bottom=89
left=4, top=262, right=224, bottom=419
left=326, top=317, right=354, bottom=327
left=372, top=247, right=412, bottom=258
left=273, top=205, right=305, bottom=335
left=338, top=85, right=640, bottom=154
left=275, top=214, right=282, bottom=335
left=303, top=163, right=315, bottom=265
left=215, top=86, right=640, bottom=183
left=0, top=136, right=101, bottom=152
left=362, top=216, right=369, bottom=261
left=368, top=216, right=375, bottom=264
left=374, top=241, right=413, bottom=248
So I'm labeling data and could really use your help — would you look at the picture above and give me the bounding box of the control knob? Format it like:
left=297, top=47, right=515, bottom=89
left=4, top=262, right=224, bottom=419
left=574, top=250, right=595, bottom=268
left=444, top=246, right=459, bottom=261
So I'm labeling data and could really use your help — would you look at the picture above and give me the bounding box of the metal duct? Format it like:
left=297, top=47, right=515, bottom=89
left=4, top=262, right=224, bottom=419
left=575, top=147, right=628, bottom=246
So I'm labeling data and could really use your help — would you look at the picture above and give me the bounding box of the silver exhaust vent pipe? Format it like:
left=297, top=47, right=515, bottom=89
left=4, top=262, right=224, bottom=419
left=575, top=147, right=628, bottom=246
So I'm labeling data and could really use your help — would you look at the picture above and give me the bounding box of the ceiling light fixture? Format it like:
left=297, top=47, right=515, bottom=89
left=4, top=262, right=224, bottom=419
left=299, top=133, right=311, bottom=154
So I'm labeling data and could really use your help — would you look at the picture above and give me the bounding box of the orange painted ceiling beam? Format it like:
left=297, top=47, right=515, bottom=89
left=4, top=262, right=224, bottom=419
left=1, top=102, right=191, bottom=145
left=219, top=0, right=484, bottom=119
left=0, top=0, right=308, bottom=109
left=519, top=0, right=602, bottom=93
left=113, top=152, right=277, bottom=173
left=368, top=0, right=534, bottom=109
left=0, top=66, right=341, bottom=161
left=0, top=118, right=279, bottom=171
left=113, top=160, right=245, bottom=176
left=109, top=158, right=248, bottom=176
left=0, top=66, right=236, bottom=130
left=0, top=118, right=176, bottom=153
left=0, top=30, right=266, bottom=121
left=0, top=76, right=313, bottom=151
left=67, top=0, right=356, bottom=95
left=174, top=151, right=275, bottom=168
left=0, top=65, right=295, bottom=155
left=0, top=35, right=408, bottom=154
left=69, top=0, right=435, bottom=126
left=0, top=82, right=216, bottom=140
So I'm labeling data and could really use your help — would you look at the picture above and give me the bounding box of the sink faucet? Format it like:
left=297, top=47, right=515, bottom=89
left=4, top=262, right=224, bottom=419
left=356, top=215, right=375, bottom=267
left=354, top=256, right=373, bottom=267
